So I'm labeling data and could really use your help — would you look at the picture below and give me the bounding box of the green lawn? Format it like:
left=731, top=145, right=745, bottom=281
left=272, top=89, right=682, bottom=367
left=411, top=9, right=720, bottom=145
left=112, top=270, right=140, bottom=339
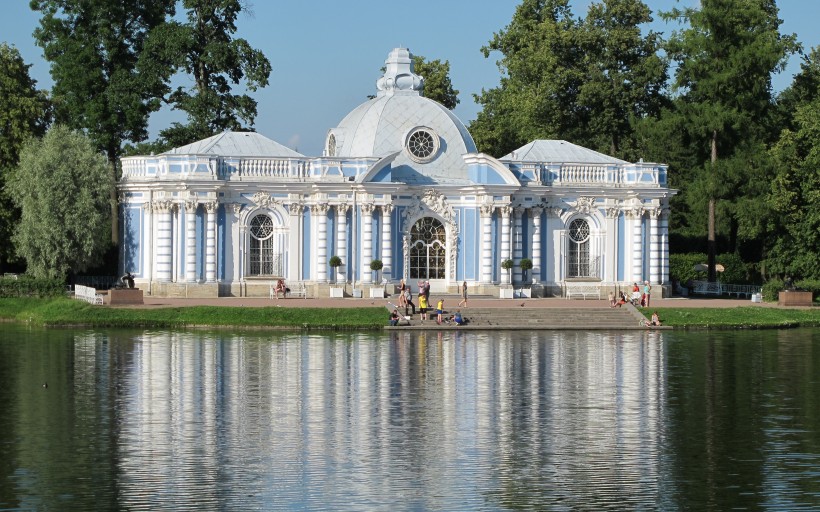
left=645, top=306, right=820, bottom=329
left=0, top=297, right=386, bottom=330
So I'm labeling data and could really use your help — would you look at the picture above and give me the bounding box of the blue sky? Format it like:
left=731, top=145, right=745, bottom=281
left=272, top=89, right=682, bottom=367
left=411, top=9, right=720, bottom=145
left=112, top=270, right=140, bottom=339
left=2, top=0, right=818, bottom=156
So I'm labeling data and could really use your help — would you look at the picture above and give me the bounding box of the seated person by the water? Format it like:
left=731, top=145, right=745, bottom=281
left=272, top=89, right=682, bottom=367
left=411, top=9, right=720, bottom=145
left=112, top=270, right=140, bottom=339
left=389, top=309, right=400, bottom=326
left=453, top=311, right=465, bottom=326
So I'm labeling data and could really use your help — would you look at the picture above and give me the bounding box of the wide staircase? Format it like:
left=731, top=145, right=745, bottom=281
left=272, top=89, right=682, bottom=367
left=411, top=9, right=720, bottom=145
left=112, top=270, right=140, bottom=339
left=388, top=302, right=652, bottom=331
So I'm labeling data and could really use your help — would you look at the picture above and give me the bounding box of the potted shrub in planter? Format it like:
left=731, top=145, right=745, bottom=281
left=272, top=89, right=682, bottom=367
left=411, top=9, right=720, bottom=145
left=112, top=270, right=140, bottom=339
left=329, top=255, right=344, bottom=297
left=369, top=259, right=384, bottom=298
left=501, top=259, right=513, bottom=284
left=500, top=259, right=514, bottom=298
left=519, top=258, right=533, bottom=283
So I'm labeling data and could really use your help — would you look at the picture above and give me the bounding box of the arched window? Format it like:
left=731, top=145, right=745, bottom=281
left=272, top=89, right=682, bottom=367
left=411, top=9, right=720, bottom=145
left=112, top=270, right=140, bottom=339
left=249, top=214, right=281, bottom=276
left=568, top=218, right=591, bottom=278
left=409, top=217, right=446, bottom=279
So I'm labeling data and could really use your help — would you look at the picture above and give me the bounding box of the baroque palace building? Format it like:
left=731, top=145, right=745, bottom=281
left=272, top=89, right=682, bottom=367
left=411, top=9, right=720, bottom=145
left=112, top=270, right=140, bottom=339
left=118, top=48, right=675, bottom=298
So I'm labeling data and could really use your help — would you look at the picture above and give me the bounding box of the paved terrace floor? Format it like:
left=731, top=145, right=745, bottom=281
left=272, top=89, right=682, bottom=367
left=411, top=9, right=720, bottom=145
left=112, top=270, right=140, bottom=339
left=121, top=295, right=777, bottom=310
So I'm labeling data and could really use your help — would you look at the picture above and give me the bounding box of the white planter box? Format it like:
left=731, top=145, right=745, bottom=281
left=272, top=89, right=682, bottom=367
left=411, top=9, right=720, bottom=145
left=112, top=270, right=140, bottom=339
left=330, top=287, right=345, bottom=298
left=515, top=288, right=532, bottom=298
left=352, top=289, right=363, bottom=298
left=499, top=288, right=514, bottom=299
left=369, top=287, right=385, bottom=299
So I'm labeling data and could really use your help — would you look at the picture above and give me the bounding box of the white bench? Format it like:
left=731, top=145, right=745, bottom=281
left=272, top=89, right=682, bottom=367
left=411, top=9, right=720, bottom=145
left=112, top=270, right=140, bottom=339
left=565, top=283, right=600, bottom=300
left=289, top=282, right=307, bottom=299
left=74, top=284, right=104, bottom=305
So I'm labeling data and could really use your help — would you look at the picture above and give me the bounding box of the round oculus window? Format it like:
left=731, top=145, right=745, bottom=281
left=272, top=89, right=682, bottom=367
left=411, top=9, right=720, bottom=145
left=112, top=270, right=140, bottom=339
left=406, top=128, right=439, bottom=162
left=250, top=215, right=274, bottom=240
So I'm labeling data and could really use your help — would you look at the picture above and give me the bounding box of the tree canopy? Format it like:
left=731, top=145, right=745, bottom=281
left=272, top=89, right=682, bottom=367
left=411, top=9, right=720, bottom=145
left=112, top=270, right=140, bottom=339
left=7, top=126, right=113, bottom=280
left=470, top=0, right=667, bottom=159
left=413, top=55, right=460, bottom=110
left=662, top=0, right=798, bottom=281
left=145, top=0, right=272, bottom=148
left=0, top=43, right=51, bottom=272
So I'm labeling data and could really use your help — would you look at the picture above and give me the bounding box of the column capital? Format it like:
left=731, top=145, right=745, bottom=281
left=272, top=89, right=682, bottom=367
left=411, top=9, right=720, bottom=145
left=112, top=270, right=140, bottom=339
left=546, top=207, right=563, bottom=218
left=229, top=203, right=243, bottom=215
left=513, top=206, right=526, bottom=217
left=530, top=206, right=543, bottom=218
left=361, top=203, right=376, bottom=215
left=647, top=207, right=661, bottom=220
left=152, top=200, right=174, bottom=213
left=203, top=201, right=218, bottom=214
left=626, top=207, right=644, bottom=220
left=311, top=203, right=330, bottom=215
left=184, top=200, right=199, bottom=213
left=500, top=205, right=512, bottom=217
left=336, top=203, right=350, bottom=215
left=381, top=203, right=394, bottom=215
left=288, top=202, right=303, bottom=214
left=606, top=207, right=620, bottom=219
left=480, top=204, right=494, bottom=217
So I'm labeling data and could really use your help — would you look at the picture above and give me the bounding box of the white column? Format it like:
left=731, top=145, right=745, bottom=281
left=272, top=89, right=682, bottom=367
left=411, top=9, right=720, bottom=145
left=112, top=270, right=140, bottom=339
left=361, top=203, right=375, bottom=284
left=605, top=207, right=620, bottom=285
left=480, top=204, right=494, bottom=284
left=287, top=202, right=302, bottom=282
left=649, top=208, right=661, bottom=285
left=184, top=200, right=198, bottom=282
left=204, top=201, right=217, bottom=283
left=631, top=208, right=644, bottom=283
left=313, top=203, right=329, bottom=283
left=661, top=207, right=670, bottom=285
left=381, top=204, right=393, bottom=281
left=229, top=203, right=242, bottom=284
left=513, top=206, right=524, bottom=284
left=336, top=204, right=348, bottom=284
left=501, top=205, right=512, bottom=283
left=143, top=201, right=153, bottom=283
left=154, top=200, right=174, bottom=282
left=530, top=207, right=543, bottom=283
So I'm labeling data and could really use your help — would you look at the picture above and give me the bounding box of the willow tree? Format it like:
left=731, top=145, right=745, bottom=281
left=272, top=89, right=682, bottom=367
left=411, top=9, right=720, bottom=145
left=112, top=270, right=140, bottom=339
left=8, top=126, right=113, bottom=280
left=663, top=0, right=797, bottom=282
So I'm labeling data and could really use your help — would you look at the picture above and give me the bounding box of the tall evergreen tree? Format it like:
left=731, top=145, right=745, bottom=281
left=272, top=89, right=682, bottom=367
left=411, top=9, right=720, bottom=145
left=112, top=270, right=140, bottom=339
left=662, top=0, right=797, bottom=282
left=145, top=0, right=272, bottom=147
left=0, top=43, right=51, bottom=272
left=31, top=0, right=176, bottom=243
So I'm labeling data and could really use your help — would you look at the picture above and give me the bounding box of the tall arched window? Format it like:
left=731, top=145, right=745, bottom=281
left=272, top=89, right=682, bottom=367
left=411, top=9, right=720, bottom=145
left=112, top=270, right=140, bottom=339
left=409, top=217, right=446, bottom=279
left=249, top=214, right=281, bottom=276
left=568, top=218, right=590, bottom=278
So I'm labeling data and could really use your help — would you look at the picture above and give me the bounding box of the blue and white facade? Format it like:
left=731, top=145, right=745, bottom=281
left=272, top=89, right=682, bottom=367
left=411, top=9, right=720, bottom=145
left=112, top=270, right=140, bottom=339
left=118, top=48, right=675, bottom=298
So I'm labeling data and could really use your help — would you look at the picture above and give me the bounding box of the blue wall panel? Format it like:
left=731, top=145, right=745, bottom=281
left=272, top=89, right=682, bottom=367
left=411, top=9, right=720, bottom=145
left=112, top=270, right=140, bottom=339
left=122, top=207, right=142, bottom=275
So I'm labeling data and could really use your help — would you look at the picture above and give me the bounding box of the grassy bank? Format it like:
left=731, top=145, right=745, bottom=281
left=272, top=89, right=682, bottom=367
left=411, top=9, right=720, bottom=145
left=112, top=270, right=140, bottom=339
left=0, top=298, right=386, bottom=330
left=646, top=307, right=820, bottom=329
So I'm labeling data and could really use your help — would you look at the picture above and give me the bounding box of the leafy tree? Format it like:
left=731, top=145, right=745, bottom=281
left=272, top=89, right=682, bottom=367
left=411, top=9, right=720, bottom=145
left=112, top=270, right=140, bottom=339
left=471, top=0, right=583, bottom=157
left=145, top=0, right=272, bottom=147
left=662, top=0, right=798, bottom=282
left=7, top=126, right=113, bottom=280
left=31, top=0, right=176, bottom=243
left=470, top=0, right=667, bottom=159
left=765, top=99, right=820, bottom=280
left=0, top=43, right=51, bottom=272
left=413, top=55, right=460, bottom=109
left=578, top=0, right=668, bottom=158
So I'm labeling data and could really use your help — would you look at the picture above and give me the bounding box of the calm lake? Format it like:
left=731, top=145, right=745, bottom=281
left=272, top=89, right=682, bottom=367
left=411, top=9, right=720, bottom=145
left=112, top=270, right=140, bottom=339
left=1, top=325, right=818, bottom=511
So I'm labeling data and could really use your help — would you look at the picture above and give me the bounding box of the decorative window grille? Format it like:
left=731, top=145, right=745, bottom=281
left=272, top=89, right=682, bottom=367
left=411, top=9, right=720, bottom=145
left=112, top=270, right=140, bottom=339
left=409, top=217, right=446, bottom=279
left=405, top=128, right=439, bottom=162
left=249, top=215, right=282, bottom=276
left=568, top=218, right=591, bottom=278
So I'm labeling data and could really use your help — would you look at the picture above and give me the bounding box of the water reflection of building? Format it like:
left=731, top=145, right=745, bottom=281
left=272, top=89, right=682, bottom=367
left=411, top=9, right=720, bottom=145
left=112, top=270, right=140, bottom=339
left=111, top=330, right=669, bottom=508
